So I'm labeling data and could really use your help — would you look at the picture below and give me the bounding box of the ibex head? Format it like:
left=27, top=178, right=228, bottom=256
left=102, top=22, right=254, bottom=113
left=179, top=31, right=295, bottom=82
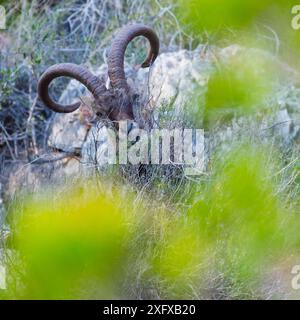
left=38, top=24, right=159, bottom=122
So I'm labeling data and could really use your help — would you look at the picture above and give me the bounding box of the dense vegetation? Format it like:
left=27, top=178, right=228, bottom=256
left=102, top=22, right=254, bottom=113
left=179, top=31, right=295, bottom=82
left=1, top=0, right=300, bottom=299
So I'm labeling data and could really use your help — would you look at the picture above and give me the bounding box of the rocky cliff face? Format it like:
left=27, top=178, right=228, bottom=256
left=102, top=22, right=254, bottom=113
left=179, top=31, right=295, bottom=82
left=5, top=45, right=300, bottom=199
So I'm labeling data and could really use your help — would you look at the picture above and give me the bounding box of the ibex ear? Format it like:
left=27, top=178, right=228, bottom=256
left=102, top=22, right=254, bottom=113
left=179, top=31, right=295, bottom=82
left=78, top=99, right=97, bottom=126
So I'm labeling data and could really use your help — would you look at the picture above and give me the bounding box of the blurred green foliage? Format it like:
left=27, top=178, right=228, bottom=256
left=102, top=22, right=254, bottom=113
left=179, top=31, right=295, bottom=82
left=176, top=0, right=273, bottom=32
left=150, top=144, right=300, bottom=298
left=3, top=144, right=300, bottom=299
left=204, top=50, right=277, bottom=126
left=175, top=0, right=294, bottom=34
left=174, top=0, right=300, bottom=67
left=7, top=187, right=133, bottom=299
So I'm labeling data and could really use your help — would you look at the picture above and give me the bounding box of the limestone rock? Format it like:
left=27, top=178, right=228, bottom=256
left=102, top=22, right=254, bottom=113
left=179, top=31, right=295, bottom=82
left=48, top=109, right=89, bottom=153
left=7, top=156, right=81, bottom=198
left=81, top=121, right=116, bottom=171
left=134, top=48, right=213, bottom=123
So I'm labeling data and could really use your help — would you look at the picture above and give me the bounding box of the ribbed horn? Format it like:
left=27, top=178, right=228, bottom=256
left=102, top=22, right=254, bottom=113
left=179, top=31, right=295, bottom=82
left=108, top=24, right=159, bottom=91
left=38, top=63, right=107, bottom=113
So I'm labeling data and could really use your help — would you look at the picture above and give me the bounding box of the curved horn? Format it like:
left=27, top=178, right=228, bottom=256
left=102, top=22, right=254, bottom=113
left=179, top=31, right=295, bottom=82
left=38, top=63, right=107, bottom=113
left=108, top=24, right=159, bottom=91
